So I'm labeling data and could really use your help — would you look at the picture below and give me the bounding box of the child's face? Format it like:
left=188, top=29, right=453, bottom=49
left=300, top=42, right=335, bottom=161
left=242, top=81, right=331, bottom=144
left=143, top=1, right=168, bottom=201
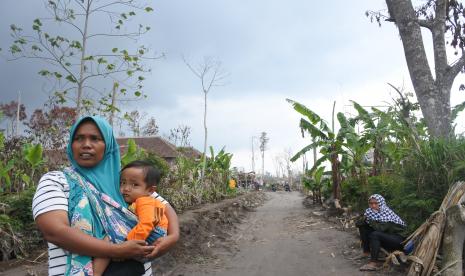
left=120, top=167, right=154, bottom=204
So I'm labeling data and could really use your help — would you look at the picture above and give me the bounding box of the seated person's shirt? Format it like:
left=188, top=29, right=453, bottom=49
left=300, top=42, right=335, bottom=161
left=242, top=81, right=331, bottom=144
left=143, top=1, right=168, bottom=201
left=32, top=171, right=168, bottom=276
left=126, top=196, right=169, bottom=241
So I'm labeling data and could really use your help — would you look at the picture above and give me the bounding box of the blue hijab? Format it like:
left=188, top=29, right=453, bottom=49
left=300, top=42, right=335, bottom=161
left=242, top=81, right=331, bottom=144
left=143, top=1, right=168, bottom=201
left=66, top=116, right=125, bottom=205
left=66, top=116, right=126, bottom=237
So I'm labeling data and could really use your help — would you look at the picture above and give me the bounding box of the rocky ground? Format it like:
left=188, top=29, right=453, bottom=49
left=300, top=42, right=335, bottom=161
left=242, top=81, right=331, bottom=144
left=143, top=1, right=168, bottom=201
left=0, top=191, right=409, bottom=275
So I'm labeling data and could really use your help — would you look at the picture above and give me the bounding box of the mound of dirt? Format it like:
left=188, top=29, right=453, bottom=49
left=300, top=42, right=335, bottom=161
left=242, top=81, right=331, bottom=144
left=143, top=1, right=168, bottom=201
left=0, top=192, right=267, bottom=276
left=152, top=191, right=267, bottom=275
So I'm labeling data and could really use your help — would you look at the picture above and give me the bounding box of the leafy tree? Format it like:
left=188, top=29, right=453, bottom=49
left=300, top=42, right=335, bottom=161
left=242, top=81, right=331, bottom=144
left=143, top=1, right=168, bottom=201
left=7, top=0, right=156, bottom=118
left=25, top=105, right=76, bottom=149
left=368, top=0, right=465, bottom=138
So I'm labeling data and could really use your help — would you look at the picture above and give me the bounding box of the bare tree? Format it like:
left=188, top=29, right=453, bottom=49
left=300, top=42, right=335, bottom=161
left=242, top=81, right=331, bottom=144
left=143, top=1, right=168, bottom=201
left=0, top=101, right=26, bottom=138
left=251, top=136, right=258, bottom=173
left=283, top=148, right=293, bottom=186
left=368, top=0, right=465, bottom=138
left=259, top=132, right=269, bottom=185
left=167, top=124, right=191, bottom=147
left=184, top=56, right=228, bottom=183
left=272, top=155, right=284, bottom=178
left=142, top=116, right=159, bottom=136
left=124, top=110, right=145, bottom=136
left=7, top=0, right=159, bottom=119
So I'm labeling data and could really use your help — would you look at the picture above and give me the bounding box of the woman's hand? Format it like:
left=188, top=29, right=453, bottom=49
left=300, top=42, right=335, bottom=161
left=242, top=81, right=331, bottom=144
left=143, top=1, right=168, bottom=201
left=114, top=240, right=154, bottom=259
left=36, top=210, right=154, bottom=259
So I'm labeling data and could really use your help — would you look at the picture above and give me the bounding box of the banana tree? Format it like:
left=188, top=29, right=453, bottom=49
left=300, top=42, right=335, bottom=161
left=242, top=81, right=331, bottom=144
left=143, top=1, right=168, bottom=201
left=121, top=138, right=146, bottom=166
left=350, top=101, right=393, bottom=176
left=307, top=166, right=325, bottom=204
left=287, top=99, right=349, bottom=201
left=0, top=132, right=15, bottom=193
left=205, top=146, right=233, bottom=185
left=22, top=143, right=44, bottom=187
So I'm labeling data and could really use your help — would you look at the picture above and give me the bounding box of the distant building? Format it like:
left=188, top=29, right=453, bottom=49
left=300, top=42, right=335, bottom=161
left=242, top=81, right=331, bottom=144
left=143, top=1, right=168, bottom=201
left=176, top=146, right=203, bottom=161
left=117, top=136, right=203, bottom=165
left=117, top=136, right=179, bottom=164
left=43, top=136, right=202, bottom=167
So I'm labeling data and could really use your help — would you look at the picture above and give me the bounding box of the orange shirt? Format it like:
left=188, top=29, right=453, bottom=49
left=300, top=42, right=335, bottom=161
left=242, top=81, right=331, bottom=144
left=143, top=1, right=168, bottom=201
left=126, top=196, right=169, bottom=241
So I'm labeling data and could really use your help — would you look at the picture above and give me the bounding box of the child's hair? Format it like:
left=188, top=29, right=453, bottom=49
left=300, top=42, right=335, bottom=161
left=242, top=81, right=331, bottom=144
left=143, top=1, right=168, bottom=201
left=121, top=160, right=161, bottom=188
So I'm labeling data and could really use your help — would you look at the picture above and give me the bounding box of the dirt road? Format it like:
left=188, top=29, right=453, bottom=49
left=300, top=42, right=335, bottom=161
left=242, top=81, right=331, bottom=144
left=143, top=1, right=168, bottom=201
left=172, top=191, right=363, bottom=276
left=1, top=191, right=395, bottom=276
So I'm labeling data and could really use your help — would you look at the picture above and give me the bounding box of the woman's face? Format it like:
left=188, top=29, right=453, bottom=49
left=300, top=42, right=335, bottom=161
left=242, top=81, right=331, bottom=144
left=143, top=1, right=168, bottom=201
left=71, top=121, right=106, bottom=168
left=368, top=198, right=380, bottom=212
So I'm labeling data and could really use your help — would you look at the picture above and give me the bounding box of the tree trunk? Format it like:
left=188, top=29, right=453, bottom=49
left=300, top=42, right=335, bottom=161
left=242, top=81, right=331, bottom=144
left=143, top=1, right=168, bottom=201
left=330, top=146, right=341, bottom=200
left=385, top=0, right=452, bottom=138
left=201, top=91, right=208, bottom=185
left=76, top=0, right=91, bottom=119
left=261, top=150, right=265, bottom=185
left=442, top=204, right=465, bottom=276
left=108, top=82, right=118, bottom=127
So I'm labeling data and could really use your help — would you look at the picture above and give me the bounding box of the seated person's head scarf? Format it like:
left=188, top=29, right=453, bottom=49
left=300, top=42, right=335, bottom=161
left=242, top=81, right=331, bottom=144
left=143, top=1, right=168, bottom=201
left=364, top=194, right=406, bottom=226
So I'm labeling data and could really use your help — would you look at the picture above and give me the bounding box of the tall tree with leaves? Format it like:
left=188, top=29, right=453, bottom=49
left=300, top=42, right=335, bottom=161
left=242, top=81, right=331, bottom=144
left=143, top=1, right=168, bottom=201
left=184, top=56, right=228, bottom=184
left=7, top=0, right=156, bottom=118
left=368, top=0, right=465, bottom=138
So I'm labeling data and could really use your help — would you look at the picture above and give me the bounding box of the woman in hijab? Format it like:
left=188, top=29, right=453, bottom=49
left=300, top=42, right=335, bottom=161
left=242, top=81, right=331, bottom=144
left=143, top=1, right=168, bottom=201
left=32, top=116, right=179, bottom=276
left=357, top=194, right=408, bottom=271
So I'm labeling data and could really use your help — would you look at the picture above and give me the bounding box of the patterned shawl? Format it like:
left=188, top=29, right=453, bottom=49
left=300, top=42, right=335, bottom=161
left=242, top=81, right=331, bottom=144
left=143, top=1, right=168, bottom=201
left=364, top=194, right=406, bottom=227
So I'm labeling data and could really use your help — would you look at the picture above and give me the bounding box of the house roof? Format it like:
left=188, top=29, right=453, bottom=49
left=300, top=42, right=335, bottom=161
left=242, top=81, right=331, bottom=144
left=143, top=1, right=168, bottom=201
left=177, top=146, right=203, bottom=159
left=117, top=136, right=180, bottom=158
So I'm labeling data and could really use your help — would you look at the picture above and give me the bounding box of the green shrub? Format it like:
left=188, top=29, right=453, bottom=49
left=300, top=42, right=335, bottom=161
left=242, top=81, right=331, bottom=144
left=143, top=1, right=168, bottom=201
left=341, top=178, right=365, bottom=211
left=144, top=152, right=170, bottom=180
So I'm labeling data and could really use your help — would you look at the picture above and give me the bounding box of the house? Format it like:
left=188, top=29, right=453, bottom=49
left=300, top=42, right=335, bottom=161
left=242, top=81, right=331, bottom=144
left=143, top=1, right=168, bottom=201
left=177, top=146, right=203, bottom=161
left=43, top=136, right=201, bottom=167
left=117, top=136, right=180, bottom=164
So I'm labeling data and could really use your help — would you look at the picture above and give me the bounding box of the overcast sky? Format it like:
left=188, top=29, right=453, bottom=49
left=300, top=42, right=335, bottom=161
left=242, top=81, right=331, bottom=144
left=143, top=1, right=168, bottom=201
left=2, top=0, right=465, bottom=175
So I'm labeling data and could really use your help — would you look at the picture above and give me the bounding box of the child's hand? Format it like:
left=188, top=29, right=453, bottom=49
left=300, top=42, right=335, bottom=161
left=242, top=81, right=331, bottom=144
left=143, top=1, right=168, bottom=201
left=145, top=236, right=167, bottom=259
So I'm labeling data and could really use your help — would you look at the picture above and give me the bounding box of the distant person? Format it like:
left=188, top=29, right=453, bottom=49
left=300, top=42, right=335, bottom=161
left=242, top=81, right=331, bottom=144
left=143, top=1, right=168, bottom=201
left=229, top=178, right=237, bottom=189
left=254, top=181, right=260, bottom=191
left=93, top=160, right=169, bottom=276
left=284, top=182, right=290, bottom=192
left=357, top=194, right=408, bottom=271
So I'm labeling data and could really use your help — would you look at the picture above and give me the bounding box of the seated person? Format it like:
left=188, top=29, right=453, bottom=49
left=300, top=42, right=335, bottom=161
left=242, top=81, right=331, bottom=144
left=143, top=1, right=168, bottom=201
left=357, top=194, right=408, bottom=271
left=94, top=161, right=169, bottom=276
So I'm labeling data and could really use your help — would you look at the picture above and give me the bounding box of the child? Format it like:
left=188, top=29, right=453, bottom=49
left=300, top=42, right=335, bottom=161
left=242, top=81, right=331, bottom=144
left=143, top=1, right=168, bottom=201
left=93, top=160, right=169, bottom=276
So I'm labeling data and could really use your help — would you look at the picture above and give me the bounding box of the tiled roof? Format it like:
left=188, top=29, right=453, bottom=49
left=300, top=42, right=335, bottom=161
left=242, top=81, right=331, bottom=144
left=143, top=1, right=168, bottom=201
left=177, top=146, right=203, bottom=159
left=117, top=136, right=179, bottom=158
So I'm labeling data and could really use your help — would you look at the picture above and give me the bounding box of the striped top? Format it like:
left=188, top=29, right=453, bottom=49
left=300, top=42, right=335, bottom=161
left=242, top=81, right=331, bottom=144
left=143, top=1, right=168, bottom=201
left=32, top=171, right=167, bottom=276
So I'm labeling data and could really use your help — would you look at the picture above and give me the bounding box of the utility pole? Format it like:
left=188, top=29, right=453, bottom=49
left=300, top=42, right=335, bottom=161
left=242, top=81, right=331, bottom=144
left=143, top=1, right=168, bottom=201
left=15, top=90, right=21, bottom=137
